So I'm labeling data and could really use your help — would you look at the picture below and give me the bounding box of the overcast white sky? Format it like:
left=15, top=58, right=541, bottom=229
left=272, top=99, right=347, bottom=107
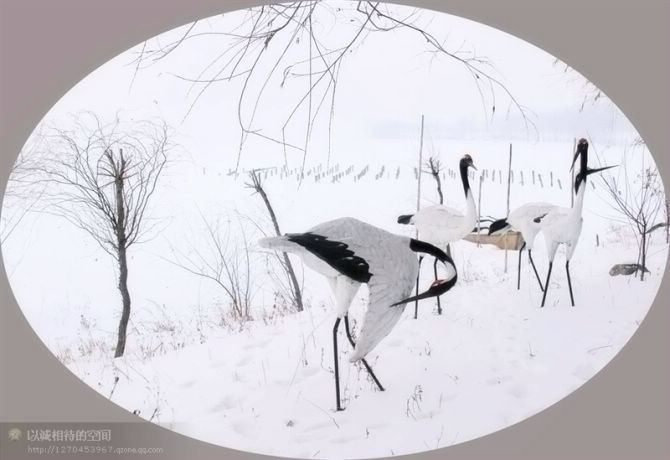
left=37, top=1, right=637, bottom=171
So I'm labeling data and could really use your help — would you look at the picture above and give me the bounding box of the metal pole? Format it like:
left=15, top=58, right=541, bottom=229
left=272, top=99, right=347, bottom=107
left=417, top=115, right=424, bottom=223
left=414, top=115, right=425, bottom=319
left=477, top=174, right=483, bottom=247
left=504, top=143, right=513, bottom=273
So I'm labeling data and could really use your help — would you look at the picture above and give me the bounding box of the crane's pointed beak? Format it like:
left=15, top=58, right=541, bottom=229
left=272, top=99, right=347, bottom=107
left=470, top=163, right=478, bottom=171
left=586, top=164, right=618, bottom=176
left=390, top=277, right=455, bottom=306
left=569, top=149, right=581, bottom=172
left=390, top=240, right=457, bottom=307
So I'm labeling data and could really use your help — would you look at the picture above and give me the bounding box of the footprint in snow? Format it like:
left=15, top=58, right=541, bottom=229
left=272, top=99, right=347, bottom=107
left=486, top=375, right=511, bottom=385
left=302, top=420, right=336, bottom=433
left=243, top=338, right=272, bottom=350
left=212, top=395, right=239, bottom=411
left=385, top=338, right=404, bottom=348
left=572, top=363, right=596, bottom=381
left=441, top=393, right=458, bottom=402
left=332, top=435, right=359, bottom=444
left=300, top=366, right=320, bottom=378
left=235, top=355, right=252, bottom=367
left=415, top=410, right=438, bottom=420
left=365, top=422, right=388, bottom=430
left=231, top=419, right=255, bottom=437
left=508, top=383, right=528, bottom=399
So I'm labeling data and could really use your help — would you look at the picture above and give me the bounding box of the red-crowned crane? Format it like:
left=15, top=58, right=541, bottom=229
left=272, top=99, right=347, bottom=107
left=397, top=154, right=477, bottom=316
left=488, top=202, right=556, bottom=292
left=534, top=139, right=616, bottom=307
left=259, top=217, right=457, bottom=411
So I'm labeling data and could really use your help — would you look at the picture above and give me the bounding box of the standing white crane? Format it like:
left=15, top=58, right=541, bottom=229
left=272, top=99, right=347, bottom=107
left=397, top=154, right=477, bottom=316
left=488, top=202, right=556, bottom=292
left=534, top=138, right=616, bottom=307
left=259, top=217, right=457, bottom=411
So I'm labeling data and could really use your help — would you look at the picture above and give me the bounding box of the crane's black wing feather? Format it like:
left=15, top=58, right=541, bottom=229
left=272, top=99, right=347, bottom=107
left=286, top=232, right=373, bottom=283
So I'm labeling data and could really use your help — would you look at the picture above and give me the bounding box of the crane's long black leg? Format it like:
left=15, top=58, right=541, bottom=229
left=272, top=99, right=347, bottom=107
left=540, top=262, right=554, bottom=308
left=517, top=242, right=526, bottom=290
left=433, top=257, right=442, bottom=315
left=528, top=250, right=544, bottom=292
left=344, top=315, right=385, bottom=391
left=333, top=317, right=343, bottom=411
left=565, top=260, right=575, bottom=306
left=414, top=256, right=423, bottom=320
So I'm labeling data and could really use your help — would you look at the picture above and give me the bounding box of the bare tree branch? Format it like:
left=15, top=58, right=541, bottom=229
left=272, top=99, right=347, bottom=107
left=246, top=169, right=304, bottom=312
left=25, top=112, right=173, bottom=356
left=129, top=1, right=533, bottom=171
left=425, top=156, right=443, bottom=204
left=165, top=213, right=254, bottom=322
left=592, top=140, right=665, bottom=281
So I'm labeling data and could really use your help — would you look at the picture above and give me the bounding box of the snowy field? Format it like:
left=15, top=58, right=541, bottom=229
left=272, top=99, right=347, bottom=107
left=1, top=2, right=668, bottom=459
left=4, top=141, right=667, bottom=458
left=66, top=232, right=665, bottom=459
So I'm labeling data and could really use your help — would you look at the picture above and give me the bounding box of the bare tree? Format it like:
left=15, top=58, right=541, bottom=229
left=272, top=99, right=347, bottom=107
left=131, top=1, right=532, bottom=170
left=553, top=58, right=603, bottom=112
left=246, top=169, right=303, bottom=312
left=425, top=156, right=444, bottom=205
left=29, top=112, right=172, bottom=357
left=596, top=142, right=666, bottom=281
left=167, top=214, right=254, bottom=323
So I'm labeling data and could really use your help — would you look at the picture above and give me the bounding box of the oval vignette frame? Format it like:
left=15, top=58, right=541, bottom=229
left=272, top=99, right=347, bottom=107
left=1, top=0, right=670, bottom=460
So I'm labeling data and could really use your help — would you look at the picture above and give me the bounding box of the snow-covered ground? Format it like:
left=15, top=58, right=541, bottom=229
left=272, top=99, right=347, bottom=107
left=1, top=2, right=668, bottom=459
left=5, top=146, right=665, bottom=458
left=62, top=225, right=665, bottom=459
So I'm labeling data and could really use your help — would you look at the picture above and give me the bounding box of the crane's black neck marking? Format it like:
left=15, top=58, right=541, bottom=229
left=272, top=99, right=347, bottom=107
left=286, top=232, right=372, bottom=283
left=574, top=140, right=589, bottom=194
left=393, top=275, right=458, bottom=306
left=459, top=159, right=471, bottom=195
left=409, top=239, right=454, bottom=269
left=392, top=239, right=457, bottom=307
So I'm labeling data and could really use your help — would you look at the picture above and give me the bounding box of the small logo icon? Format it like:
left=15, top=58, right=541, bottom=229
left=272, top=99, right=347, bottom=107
left=8, top=428, right=22, bottom=441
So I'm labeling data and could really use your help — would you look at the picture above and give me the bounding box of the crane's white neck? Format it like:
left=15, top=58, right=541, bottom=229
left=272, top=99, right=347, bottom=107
left=459, top=161, right=477, bottom=227
left=465, top=187, right=477, bottom=221
left=460, top=164, right=477, bottom=224
left=571, top=180, right=587, bottom=218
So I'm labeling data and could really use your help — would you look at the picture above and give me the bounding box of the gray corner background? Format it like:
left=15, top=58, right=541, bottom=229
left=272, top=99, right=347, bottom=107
left=1, top=1, right=668, bottom=459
